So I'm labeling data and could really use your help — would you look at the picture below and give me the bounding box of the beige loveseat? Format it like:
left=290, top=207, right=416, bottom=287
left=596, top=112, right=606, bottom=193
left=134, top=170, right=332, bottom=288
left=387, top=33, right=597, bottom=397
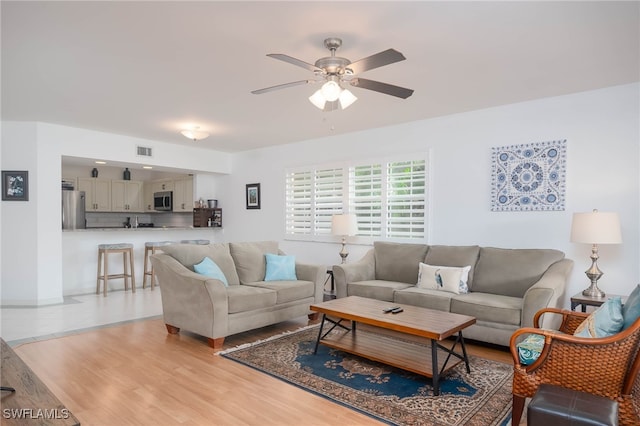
left=333, top=242, right=573, bottom=346
left=151, top=241, right=325, bottom=349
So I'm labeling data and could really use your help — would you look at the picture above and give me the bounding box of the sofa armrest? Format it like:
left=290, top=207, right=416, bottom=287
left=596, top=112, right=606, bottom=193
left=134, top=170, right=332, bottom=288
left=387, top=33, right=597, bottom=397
left=151, top=253, right=229, bottom=339
left=521, top=258, right=574, bottom=328
left=333, top=248, right=375, bottom=298
left=296, top=262, right=326, bottom=303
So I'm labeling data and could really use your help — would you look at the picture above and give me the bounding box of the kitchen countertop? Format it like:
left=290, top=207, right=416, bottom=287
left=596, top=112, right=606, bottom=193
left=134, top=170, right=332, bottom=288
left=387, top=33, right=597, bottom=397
left=63, top=226, right=221, bottom=232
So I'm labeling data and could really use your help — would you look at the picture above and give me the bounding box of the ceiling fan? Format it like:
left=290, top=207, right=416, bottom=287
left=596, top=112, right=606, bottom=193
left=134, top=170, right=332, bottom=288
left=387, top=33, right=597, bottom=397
left=251, top=37, right=414, bottom=111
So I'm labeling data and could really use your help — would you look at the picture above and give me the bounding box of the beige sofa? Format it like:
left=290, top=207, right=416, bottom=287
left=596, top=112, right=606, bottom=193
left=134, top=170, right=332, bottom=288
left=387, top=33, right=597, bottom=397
left=333, top=242, right=573, bottom=346
left=151, top=241, right=325, bottom=349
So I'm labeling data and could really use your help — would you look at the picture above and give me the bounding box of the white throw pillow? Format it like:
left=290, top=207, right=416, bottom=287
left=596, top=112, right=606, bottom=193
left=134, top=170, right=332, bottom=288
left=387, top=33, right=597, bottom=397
left=417, top=263, right=471, bottom=294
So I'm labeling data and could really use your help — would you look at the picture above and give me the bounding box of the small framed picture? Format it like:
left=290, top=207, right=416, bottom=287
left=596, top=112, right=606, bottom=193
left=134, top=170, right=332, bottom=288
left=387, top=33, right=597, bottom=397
left=2, top=170, right=29, bottom=201
left=246, top=183, right=261, bottom=210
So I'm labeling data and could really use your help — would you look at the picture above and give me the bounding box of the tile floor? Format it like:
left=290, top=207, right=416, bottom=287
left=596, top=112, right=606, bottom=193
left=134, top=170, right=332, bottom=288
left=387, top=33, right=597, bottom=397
left=1, top=289, right=163, bottom=346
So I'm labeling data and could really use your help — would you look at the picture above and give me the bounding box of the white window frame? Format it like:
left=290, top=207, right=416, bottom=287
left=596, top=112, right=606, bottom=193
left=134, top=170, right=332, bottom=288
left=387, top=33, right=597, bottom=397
left=285, top=152, right=430, bottom=244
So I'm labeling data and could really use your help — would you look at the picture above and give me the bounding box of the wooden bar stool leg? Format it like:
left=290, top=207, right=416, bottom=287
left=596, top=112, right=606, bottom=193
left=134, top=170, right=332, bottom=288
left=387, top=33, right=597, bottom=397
left=150, top=247, right=156, bottom=290
left=96, top=249, right=103, bottom=294
left=103, top=251, right=109, bottom=297
left=142, top=246, right=150, bottom=289
left=129, top=248, right=136, bottom=292
left=123, top=251, right=129, bottom=291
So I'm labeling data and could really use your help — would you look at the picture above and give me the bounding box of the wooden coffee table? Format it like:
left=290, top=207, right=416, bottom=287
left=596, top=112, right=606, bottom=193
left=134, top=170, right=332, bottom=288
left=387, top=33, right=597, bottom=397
left=310, top=296, right=476, bottom=396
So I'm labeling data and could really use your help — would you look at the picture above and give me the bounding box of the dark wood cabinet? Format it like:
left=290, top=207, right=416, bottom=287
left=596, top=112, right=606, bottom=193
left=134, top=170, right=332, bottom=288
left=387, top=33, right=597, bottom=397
left=193, top=208, right=222, bottom=227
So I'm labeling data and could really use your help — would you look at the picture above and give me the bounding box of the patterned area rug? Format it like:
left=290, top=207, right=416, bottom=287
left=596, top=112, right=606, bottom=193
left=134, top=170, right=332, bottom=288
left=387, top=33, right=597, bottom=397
left=221, top=325, right=513, bottom=425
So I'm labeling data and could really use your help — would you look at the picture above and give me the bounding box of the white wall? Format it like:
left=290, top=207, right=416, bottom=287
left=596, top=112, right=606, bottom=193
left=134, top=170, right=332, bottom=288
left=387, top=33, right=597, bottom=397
left=218, top=83, right=640, bottom=305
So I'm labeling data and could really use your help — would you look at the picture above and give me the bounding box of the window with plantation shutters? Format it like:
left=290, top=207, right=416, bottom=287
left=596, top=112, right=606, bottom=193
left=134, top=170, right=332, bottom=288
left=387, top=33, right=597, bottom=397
left=285, top=153, right=428, bottom=242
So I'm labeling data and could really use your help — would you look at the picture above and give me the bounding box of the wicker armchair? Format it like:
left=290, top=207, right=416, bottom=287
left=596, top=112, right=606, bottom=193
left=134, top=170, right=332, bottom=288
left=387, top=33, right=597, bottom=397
left=510, top=307, right=640, bottom=426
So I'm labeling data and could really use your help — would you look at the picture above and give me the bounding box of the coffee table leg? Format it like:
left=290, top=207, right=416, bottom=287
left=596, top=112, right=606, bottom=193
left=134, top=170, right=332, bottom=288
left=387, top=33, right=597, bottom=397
left=431, top=339, right=440, bottom=396
left=313, top=314, right=326, bottom=354
left=459, top=332, right=471, bottom=373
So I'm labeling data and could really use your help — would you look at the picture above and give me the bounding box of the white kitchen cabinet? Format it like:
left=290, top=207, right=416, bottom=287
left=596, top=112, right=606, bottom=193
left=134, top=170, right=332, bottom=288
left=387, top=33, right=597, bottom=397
left=78, top=178, right=111, bottom=211
left=111, top=180, right=144, bottom=212
left=151, top=179, right=174, bottom=193
left=173, top=177, right=194, bottom=212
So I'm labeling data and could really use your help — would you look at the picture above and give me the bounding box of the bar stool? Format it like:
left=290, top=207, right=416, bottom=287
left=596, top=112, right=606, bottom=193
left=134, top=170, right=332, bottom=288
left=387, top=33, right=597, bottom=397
left=180, top=239, right=210, bottom=245
left=143, top=241, right=174, bottom=290
left=96, top=243, right=135, bottom=296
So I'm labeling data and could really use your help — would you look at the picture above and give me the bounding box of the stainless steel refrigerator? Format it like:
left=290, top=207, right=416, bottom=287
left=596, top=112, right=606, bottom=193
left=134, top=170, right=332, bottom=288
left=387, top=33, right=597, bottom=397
left=62, top=190, right=86, bottom=229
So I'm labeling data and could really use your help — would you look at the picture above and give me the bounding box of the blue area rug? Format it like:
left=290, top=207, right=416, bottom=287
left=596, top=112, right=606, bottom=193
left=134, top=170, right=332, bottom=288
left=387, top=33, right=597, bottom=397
left=221, top=325, right=513, bottom=425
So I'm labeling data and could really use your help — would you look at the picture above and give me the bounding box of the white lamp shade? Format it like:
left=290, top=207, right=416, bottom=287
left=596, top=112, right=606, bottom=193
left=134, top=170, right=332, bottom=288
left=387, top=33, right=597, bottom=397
left=570, top=210, right=622, bottom=244
left=338, top=89, right=357, bottom=109
left=321, top=80, right=341, bottom=102
left=331, top=214, right=358, bottom=236
left=308, top=89, right=326, bottom=109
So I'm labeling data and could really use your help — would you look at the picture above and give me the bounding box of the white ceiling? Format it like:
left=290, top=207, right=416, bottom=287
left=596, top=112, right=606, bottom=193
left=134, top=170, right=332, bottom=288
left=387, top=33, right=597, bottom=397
left=2, top=1, right=639, bottom=153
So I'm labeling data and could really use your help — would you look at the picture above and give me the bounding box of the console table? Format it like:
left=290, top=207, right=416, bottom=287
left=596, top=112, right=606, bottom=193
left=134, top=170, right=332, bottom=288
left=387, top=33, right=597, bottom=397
left=0, top=339, right=80, bottom=425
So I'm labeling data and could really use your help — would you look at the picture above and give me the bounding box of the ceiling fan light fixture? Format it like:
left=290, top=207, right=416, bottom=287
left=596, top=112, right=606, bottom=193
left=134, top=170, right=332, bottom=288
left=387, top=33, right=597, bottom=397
left=339, top=89, right=357, bottom=109
left=321, top=80, right=341, bottom=102
left=180, top=127, right=210, bottom=141
left=309, top=89, right=327, bottom=109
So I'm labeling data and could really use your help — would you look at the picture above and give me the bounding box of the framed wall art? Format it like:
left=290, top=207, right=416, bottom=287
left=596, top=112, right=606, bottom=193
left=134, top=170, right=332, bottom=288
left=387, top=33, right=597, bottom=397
left=2, top=170, right=29, bottom=201
left=246, top=183, right=261, bottom=209
left=491, top=140, right=566, bottom=211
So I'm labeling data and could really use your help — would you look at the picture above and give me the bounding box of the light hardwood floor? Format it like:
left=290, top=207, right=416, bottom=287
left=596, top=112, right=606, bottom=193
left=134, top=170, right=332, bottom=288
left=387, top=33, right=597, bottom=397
left=12, top=316, right=513, bottom=425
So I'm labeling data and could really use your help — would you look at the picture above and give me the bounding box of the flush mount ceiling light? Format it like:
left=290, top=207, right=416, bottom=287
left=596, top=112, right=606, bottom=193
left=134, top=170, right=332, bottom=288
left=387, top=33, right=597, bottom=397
left=180, top=127, right=210, bottom=141
left=95, top=161, right=107, bottom=164
left=252, top=37, right=413, bottom=112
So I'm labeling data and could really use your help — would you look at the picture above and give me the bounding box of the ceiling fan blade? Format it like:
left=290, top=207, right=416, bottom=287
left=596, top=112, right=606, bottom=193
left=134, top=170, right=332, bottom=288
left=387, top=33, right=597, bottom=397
left=350, top=78, right=414, bottom=99
left=251, top=80, right=312, bottom=95
left=267, top=54, right=323, bottom=73
left=347, top=49, right=406, bottom=75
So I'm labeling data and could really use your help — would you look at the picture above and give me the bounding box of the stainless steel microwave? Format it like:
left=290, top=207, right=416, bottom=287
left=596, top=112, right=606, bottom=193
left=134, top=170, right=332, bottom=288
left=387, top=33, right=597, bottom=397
left=153, top=191, right=173, bottom=211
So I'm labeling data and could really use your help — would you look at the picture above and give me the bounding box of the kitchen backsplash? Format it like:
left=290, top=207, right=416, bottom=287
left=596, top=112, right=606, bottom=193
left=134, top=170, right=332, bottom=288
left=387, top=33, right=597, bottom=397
left=86, top=212, right=193, bottom=228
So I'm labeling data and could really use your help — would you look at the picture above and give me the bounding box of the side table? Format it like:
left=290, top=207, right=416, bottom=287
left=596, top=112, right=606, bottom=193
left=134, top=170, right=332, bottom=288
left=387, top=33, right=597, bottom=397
left=570, top=292, right=627, bottom=312
left=323, top=269, right=336, bottom=301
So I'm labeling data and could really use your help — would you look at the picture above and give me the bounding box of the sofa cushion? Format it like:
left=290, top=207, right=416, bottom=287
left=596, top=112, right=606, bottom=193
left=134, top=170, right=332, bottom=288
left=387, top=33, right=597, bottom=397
left=348, top=280, right=413, bottom=302
left=264, top=254, right=297, bottom=281
left=226, top=285, right=277, bottom=314
left=394, top=287, right=454, bottom=311
left=423, top=245, right=480, bottom=287
left=622, top=284, right=640, bottom=330
left=244, top=280, right=315, bottom=304
left=229, top=241, right=279, bottom=284
left=193, top=257, right=228, bottom=286
left=471, top=247, right=565, bottom=297
left=417, top=263, right=471, bottom=294
left=450, top=292, right=522, bottom=326
left=374, top=241, right=429, bottom=284
left=574, top=297, right=624, bottom=338
left=161, top=243, right=240, bottom=286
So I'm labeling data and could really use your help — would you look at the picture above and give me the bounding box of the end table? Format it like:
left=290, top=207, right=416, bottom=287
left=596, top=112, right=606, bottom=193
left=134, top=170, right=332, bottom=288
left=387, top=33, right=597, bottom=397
left=570, top=291, right=627, bottom=312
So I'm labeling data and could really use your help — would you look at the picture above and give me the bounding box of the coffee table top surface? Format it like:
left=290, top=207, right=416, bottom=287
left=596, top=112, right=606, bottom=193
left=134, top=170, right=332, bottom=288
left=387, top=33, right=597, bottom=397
left=310, top=296, right=476, bottom=341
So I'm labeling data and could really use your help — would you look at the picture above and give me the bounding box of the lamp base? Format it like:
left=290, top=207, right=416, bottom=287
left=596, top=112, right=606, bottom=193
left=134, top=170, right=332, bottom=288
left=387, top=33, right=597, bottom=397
left=582, top=285, right=605, bottom=298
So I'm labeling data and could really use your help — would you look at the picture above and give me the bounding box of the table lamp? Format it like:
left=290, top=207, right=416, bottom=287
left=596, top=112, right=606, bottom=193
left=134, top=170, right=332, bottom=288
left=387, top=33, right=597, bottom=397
left=331, top=214, right=358, bottom=264
left=570, top=209, right=622, bottom=298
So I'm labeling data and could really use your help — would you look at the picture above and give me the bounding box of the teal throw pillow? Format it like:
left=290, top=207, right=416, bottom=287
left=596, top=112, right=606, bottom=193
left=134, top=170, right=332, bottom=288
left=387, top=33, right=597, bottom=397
left=264, top=254, right=297, bottom=281
left=516, top=334, right=545, bottom=365
left=622, top=284, right=640, bottom=330
left=574, top=297, right=624, bottom=338
left=193, top=257, right=229, bottom=286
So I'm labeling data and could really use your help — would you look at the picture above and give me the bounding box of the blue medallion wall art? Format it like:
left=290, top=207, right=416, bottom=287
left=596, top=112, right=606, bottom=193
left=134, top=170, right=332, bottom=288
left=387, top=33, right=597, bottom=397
left=491, top=139, right=567, bottom=211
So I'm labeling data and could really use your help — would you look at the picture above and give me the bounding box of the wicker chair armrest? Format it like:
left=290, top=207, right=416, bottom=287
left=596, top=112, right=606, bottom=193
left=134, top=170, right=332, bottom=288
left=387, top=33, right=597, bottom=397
left=533, top=307, right=589, bottom=333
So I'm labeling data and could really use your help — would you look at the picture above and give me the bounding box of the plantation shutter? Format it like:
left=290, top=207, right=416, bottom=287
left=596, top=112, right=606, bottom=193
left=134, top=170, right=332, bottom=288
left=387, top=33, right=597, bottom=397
left=285, top=170, right=312, bottom=235
left=349, top=164, right=383, bottom=237
left=314, top=168, right=344, bottom=235
left=387, top=160, right=426, bottom=239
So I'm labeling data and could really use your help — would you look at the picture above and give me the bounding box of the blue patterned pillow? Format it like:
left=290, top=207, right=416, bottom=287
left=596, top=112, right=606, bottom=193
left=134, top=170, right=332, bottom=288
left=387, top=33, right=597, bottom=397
left=622, top=285, right=640, bottom=330
left=193, top=257, right=229, bottom=286
left=516, top=334, right=545, bottom=365
left=264, top=254, right=297, bottom=281
left=574, top=297, right=624, bottom=338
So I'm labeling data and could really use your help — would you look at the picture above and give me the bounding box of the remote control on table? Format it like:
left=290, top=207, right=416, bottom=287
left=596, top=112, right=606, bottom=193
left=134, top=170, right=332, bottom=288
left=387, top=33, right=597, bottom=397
left=391, top=307, right=404, bottom=314
left=383, top=307, right=400, bottom=313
